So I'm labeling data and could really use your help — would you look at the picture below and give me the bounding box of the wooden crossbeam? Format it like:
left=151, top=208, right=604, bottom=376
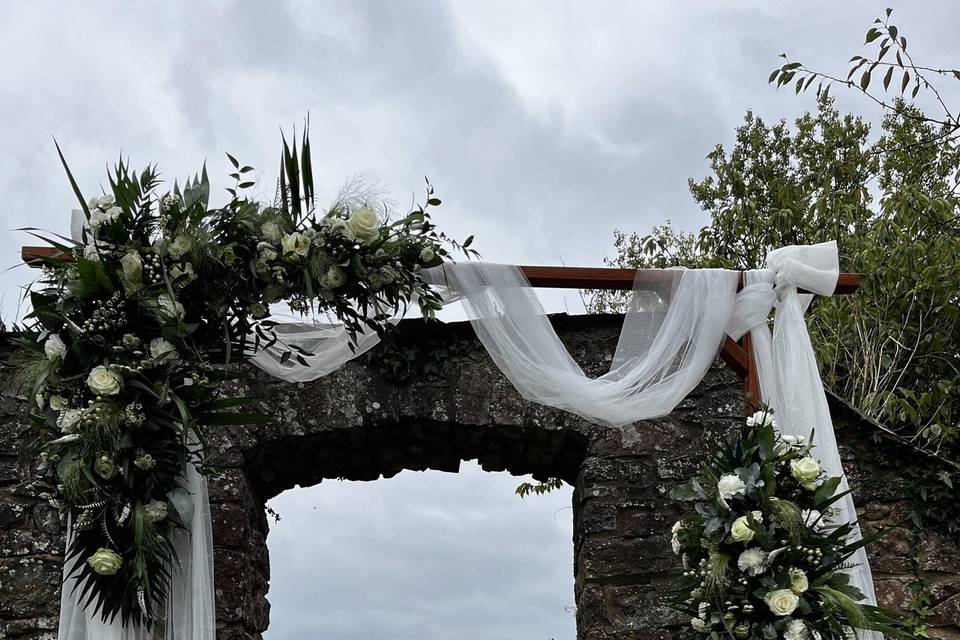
left=20, top=245, right=860, bottom=412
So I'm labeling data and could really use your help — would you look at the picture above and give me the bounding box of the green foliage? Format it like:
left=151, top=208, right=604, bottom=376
left=591, top=10, right=960, bottom=467
left=18, top=126, right=475, bottom=627
left=669, top=414, right=909, bottom=638
left=515, top=477, right=564, bottom=498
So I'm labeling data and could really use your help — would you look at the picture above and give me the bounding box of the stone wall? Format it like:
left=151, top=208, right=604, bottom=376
left=1, top=316, right=958, bottom=639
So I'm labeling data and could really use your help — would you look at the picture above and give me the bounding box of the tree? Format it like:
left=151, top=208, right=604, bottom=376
left=591, top=11, right=960, bottom=464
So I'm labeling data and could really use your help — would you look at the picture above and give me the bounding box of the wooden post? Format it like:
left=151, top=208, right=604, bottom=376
left=19, top=245, right=857, bottom=416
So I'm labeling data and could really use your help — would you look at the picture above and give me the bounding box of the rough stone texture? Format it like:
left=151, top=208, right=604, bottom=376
left=1, top=315, right=958, bottom=639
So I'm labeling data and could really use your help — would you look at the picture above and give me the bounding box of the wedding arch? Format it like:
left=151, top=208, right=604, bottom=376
left=18, top=133, right=883, bottom=640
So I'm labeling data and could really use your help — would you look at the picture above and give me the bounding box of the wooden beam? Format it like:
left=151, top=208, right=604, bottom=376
left=21, top=247, right=861, bottom=295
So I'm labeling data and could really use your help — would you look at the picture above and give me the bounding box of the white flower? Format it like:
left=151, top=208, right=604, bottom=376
left=690, top=618, right=707, bottom=632
left=89, top=209, right=108, bottom=229
left=281, top=232, right=311, bottom=258
left=730, top=511, right=763, bottom=543
left=144, top=499, right=168, bottom=523
left=58, top=409, right=82, bottom=433
left=670, top=520, right=683, bottom=554
left=347, top=206, right=380, bottom=243
left=746, top=410, right=775, bottom=427
left=104, top=206, right=122, bottom=222
left=789, top=567, right=809, bottom=593
left=156, top=293, right=185, bottom=322
left=763, top=589, right=799, bottom=616
left=324, top=216, right=354, bottom=240
left=87, top=365, right=122, bottom=396
left=781, top=434, right=806, bottom=447
left=44, top=334, right=67, bottom=361
left=49, top=395, right=65, bottom=411
left=320, top=265, right=347, bottom=289
left=83, top=243, right=101, bottom=263
left=168, top=235, right=192, bottom=259
left=149, top=338, right=179, bottom=361
left=790, top=457, right=821, bottom=488
left=260, top=221, right=282, bottom=242
left=120, top=251, right=143, bottom=292
left=86, top=547, right=122, bottom=575
left=95, top=194, right=115, bottom=209
left=784, top=620, right=810, bottom=640
left=737, top=547, right=768, bottom=576
left=419, top=246, right=435, bottom=263
left=257, top=242, right=278, bottom=263
left=717, top=474, right=746, bottom=502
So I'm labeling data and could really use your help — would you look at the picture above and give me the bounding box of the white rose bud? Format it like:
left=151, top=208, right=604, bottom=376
left=789, top=567, right=809, bottom=593
left=120, top=251, right=143, bottom=292
left=86, top=547, right=122, bottom=575
left=260, top=221, right=282, bottom=242
left=419, top=246, right=435, bottom=263
left=790, top=457, right=821, bottom=488
left=87, top=365, right=122, bottom=396
left=730, top=511, right=763, bottom=543
left=44, top=334, right=67, bottom=361
left=347, top=206, right=380, bottom=243
left=280, top=232, right=311, bottom=258
left=763, top=589, right=799, bottom=616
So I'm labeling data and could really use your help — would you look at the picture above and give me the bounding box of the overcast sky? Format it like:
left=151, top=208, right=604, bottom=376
left=2, top=2, right=958, bottom=639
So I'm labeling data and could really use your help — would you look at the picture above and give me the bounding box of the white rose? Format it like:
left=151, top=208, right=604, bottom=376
left=149, top=338, right=179, bottom=361
left=746, top=410, right=775, bottom=427
left=156, top=293, right=185, bottom=322
left=784, top=620, right=810, bottom=640
left=95, top=194, right=115, bottom=209
left=717, top=474, right=746, bottom=501
left=737, top=547, right=768, bottom=576
left=44, top=334, right=67, bottom=361
left=320, top=266, right=347, bottom=289
left=347, top=206, right=380, bottom=243
left=790, top=457, right=821, bottom=487
left=87, top=365, right=122, bottom=396
left=730, top=511, right=763, bottom=543
left=168, top=235, right=192, bottom=259
left=763, top=589, right=799, bottom=616
left=89, top=208, right=108, bottom=229
left=144, top=499, right=168, bottom=523
left=280, top=232, right=311, bottom=258
left=120, top=251, right=143, bottom=292
left=49, top=395, right=65, bottom=411
left=419, top=246, right=435, bottom=263
left=690, top=618, right=707, bottom=632
left=789, top=567, right=809, bottom=593
left=104, top=206, right=122, bottom=222
left=260, top=221, right=282, bottom=242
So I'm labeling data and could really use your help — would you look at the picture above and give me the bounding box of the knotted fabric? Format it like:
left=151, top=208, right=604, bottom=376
left=728, top=241, right=879, bottom=634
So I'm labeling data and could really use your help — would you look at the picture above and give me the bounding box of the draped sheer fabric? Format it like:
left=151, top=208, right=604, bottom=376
left=422, top=264, right=741, bottom=426
left=728, top=242, right=879, bottom=638
left=56, top=464, right=214, bottom=640
left=58, top=223, right=878, bottom=637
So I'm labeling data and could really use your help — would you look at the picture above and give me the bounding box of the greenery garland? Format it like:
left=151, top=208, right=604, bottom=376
left=16, top=129, right=476, bottom=627
left=668, top=410, right=906, bottom=639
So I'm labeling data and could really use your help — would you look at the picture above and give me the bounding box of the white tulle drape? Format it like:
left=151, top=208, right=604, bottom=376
left=422, top=264, right=741, bottom=426
left=727, top=241, right=879, bottom=635
left=56, top=465, right=215, bottom=640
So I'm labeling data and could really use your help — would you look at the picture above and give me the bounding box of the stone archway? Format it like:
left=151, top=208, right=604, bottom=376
left=3, top=315, right=959, bottom=639
left=201, top=314, right=745, bottom=640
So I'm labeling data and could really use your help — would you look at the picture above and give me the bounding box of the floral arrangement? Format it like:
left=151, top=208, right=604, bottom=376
left=668, top=410, right=905, bottom=639
left=16, top=130, right=475, bottom=626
